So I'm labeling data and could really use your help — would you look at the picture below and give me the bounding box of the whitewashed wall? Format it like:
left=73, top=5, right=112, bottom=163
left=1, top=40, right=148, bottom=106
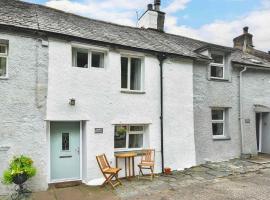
left=0, top=31, right=48, bottom=195
left=46, top=38, right=195, bottom=182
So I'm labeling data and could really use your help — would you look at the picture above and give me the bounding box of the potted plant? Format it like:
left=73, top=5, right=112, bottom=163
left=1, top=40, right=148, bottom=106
left=116, top=126, right=127, bottom=136
left=2, top=155, right=36, bottom=195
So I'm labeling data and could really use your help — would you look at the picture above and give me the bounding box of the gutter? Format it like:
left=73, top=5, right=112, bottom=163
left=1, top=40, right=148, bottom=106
left=157, top=53, right=167, bottom=173
left=239, top=66, right=247, bottom=156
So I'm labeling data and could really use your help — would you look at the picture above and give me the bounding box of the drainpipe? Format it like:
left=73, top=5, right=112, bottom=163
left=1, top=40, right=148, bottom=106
left=157, top=53, right=167, bottom=173
left=239, top=66, right=247, bottom=156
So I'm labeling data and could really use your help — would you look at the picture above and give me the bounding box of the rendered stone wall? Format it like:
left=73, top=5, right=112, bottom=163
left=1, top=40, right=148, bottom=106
left=193, top=60, right=242, bottom=164
left=241, top=68, right=270, bottom=155
left=0, top=31, right=48, bottom=195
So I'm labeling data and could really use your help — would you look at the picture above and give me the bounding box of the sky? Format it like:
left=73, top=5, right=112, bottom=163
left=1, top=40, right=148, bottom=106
left=25, top=0, right=270, bottom=51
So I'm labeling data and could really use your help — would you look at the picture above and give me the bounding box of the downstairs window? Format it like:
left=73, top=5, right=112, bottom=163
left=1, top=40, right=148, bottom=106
left=114, top=125, right=144, bottom=150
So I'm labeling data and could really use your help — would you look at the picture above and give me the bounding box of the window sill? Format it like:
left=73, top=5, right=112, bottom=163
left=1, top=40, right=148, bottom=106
left=213, top=136, right=231, bottom=141
left=114, top=149, right=145, bottom=156
left=0, top=77, right=8, bottom=80
left=209, top=77, right=230, bottom=82
left=120, top=90, right=145, bottom=94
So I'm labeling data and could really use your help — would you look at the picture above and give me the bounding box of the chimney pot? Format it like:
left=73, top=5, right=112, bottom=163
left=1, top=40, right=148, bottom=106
left=154, top=0, right=161, bottom=11
left=243, top=26, right=249, bottom=34
left=147, top=4, right=153, bottom=10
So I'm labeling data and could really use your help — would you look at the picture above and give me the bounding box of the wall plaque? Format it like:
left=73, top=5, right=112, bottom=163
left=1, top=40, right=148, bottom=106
left=95, top=128, right=103, bottom=134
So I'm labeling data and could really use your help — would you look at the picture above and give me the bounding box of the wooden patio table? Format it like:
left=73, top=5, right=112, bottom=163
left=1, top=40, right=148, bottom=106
left=115, top=152, right=137, bottom=180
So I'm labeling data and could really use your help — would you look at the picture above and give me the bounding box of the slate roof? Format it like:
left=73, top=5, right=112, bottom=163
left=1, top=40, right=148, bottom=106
left=0, top=0, right=270, bottom=67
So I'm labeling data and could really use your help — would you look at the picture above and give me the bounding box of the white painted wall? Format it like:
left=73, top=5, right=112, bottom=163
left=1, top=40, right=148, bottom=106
left=138, top=10, right=158, bottom=30
left=0, top=31, right=48, bottom=194
left=163, top=58, right=196, bottom=169
left=46, top=38, right=195, bottom=182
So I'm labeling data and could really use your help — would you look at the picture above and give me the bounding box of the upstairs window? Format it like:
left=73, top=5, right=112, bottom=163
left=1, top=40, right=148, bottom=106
left=91, top=52, right=104, bottom=68
left=0, top=44, right=8, bottom=78
left=121, top=56, right=143, bottom=91
left=72, top=47, right=105, bottom=68
left=73, top=48, right=88, bottom=68
left=210, top=53, right=224, bottom=79
left=211, top=109, right=225, bottom=136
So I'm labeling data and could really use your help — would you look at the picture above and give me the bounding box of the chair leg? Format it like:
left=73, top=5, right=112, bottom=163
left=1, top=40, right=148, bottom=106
left=150, top=166, right=154, bottom=181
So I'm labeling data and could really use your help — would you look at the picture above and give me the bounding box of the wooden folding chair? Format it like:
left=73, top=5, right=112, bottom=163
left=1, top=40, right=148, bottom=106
left=96, top=154, right=122, bottom=189
left=138, top=149, right=155, bottom=181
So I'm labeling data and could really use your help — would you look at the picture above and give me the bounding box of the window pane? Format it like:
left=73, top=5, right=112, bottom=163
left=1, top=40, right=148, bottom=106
left=212, top=54, right=223, bottom=64
left=0, top=45, right=6, bottom=54
left=114, top=126, right=127, bottom=148
left=212, top=110, right=224, bottom=120
left=130, top=126, right=143, bottom=132
left=121, top=57, right=128, bottom=89
left=0, top=57, right=7, bottom=77
left=130, top=58, right=141, bottom=90
left=212, top=123, right=224, bottom=135
left=211, top=65, right=223, bottom=78
left=129, top=134, right=143, bottom=148
left=91, top=52, right=104, bottom=68
left=62, top=133, right=70, bottom=151
left=73, top=48, right=88, bottom=68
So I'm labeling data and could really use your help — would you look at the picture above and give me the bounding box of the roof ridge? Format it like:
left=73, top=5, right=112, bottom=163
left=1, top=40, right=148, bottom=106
left=17, top=0, right=230, bottom=50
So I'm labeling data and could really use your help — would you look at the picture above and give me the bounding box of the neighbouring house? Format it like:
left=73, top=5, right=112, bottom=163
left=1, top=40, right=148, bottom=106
left=0, top=0, right=270, bottom=194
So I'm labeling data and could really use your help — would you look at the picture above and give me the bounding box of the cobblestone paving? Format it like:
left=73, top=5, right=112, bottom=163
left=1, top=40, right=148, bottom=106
left=1, top=156, right=270, bottom=200
left=115, top=156, right=270, bottom=200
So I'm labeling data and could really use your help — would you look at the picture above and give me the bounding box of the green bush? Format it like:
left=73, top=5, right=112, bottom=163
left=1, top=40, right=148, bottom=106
left=2, top=155, right=37, bottom=185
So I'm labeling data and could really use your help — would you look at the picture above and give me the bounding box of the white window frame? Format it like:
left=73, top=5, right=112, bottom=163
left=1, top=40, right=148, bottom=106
left=114, top=125, right=145, bottom=151
left=211, top=108, right=225, bottom=137
left=71, top=44, right=107, bottom=69
left=210, top=52, right=225, bottom=80
left=120, top=55, right=144, bottom=92
left=0, top=44, right=8, bottom=79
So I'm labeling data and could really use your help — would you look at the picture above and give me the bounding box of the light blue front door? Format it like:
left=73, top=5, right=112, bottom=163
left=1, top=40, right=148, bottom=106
left=50, top=122, right=80, bottom=181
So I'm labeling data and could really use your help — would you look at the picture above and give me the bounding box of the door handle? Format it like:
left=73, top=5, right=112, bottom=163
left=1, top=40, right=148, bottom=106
left=75, top=147, right=80, bottom=155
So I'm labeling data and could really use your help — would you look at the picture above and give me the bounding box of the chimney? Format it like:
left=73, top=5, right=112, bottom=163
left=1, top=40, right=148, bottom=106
left=154, top=0, right=161, bottom=11
left=137, top=0, right=165, bottom=31
left=233, top=26, right=254, bottom=52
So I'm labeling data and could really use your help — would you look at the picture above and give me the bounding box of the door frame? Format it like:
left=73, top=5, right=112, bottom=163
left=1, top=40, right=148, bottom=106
left=47, top=120, right=82, bottom=183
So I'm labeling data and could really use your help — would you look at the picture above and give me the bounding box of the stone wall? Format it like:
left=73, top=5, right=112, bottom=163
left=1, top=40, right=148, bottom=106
left=242, top=68, right=270, bottom=155
left=0, top=31, right=48, bottom=194
left=193, top=60, right=242, bottom=164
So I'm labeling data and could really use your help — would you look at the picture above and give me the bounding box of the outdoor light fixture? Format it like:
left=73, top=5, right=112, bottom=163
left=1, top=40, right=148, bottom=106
left=69, top=98, right=76, bottom=106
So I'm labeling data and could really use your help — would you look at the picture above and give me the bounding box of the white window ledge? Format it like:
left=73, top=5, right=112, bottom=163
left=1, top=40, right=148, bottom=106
left=120, top=90, right=145, bottom=94
left=213, top=136, right=231, bottom=141
left=209, top=77, right=230, bottom=82
left=0, top=77, right=9, bottom=80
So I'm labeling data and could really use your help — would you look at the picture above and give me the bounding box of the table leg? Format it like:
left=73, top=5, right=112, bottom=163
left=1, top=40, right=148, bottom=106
left=132, top=156, right=135, bottom=177
left=125, top=158, right=127, bottom=178
left=128, top=157, right=131, bottom=178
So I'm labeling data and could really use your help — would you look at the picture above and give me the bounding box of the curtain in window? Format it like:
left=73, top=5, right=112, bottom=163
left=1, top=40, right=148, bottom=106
left=130, top=58, right=141, bottom=90
left=121, top=57, right=128, bottom=89
left=0, top=57, right=6, bottom=76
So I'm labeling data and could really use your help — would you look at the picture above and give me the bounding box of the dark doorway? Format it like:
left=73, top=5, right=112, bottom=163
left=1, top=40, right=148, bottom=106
left=256, top=113, right=261, bottom=151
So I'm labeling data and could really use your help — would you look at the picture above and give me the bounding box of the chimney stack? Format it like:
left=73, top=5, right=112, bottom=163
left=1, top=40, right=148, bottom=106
left=147, top=4, right=153, bottom=10
left=233, top=26, right=254, bottom=52
left=154, top=0, right=161, bottom=11
left=243, top=26, right=249, bottom=34
left=137, top=0, right=165, bottom=31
